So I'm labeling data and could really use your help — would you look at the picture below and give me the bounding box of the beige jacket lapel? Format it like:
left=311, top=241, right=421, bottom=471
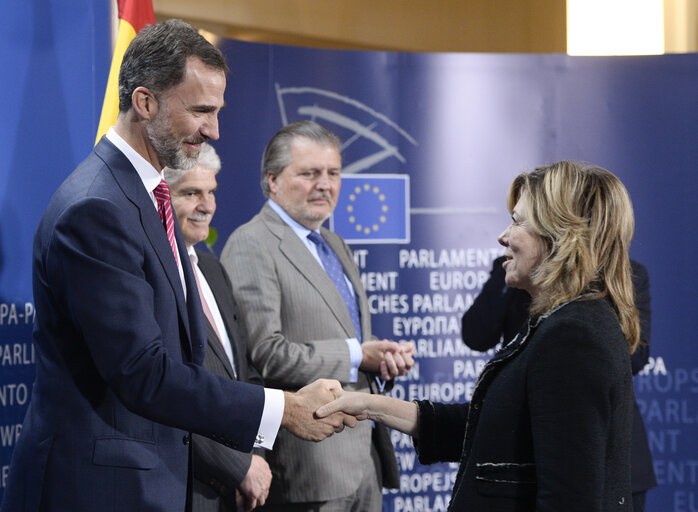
left=261, top=204, right=358, bottom=340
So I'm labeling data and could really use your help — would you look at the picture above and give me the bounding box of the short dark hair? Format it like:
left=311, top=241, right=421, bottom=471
left=118, top=19, right=228, bottom=112
left=261, top=121, right=342, bottom=197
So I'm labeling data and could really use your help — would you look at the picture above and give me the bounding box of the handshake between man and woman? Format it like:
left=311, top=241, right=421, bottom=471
left=284, top=340, right=418, bottom=443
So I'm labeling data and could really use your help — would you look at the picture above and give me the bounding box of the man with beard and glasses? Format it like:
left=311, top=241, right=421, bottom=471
left=1, top=20, right=354, bottom=512
left=221, top=121, right=415, bottom=511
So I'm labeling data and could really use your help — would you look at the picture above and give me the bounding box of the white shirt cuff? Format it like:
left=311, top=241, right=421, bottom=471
left=254, top=388, right=284, bottom=449
left=346, top=337, right=361, bottom=383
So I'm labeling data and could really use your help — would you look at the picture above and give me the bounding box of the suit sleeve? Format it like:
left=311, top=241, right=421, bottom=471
left=47, top=197, right=264, bottom=451
left=413, top=401, right=469, bottom=464
left=192, top=432, right=252, bottom=496
left=221, top=226, right=352, bottom=389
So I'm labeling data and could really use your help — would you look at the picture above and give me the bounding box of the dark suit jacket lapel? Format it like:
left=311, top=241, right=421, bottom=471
left=195, top=250, right=238, bottom=379
left=203, top=316, right=236, bottom=379
left=261, top=204, right=356, bottom=339
left=94, top=138, right=197, bottom=359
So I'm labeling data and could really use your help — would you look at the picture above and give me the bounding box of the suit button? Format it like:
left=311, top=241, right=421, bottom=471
left=182, top=434, right=190, bottom=445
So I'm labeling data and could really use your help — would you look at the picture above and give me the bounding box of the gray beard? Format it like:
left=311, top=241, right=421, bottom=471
left=145, top=106, right=198, bottom=170
left=147, top=126, right=198, bottom=171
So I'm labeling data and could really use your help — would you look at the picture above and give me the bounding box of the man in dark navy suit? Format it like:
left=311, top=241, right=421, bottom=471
left=1, top=19, right=352, bottom=512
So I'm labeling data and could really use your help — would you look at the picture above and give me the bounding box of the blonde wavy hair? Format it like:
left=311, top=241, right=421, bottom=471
left=508, top=161, right=639, bottom=351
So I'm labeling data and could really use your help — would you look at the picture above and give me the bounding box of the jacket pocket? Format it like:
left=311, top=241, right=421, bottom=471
left=92, top=437, right=158, bottom=470
left=475, top=462, right=537, bottom=498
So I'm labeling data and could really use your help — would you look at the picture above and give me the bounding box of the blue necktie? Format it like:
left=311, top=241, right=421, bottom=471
left=307, top=231, right=362, bottom=343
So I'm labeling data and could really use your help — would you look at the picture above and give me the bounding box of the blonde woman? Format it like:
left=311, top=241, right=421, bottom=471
left=318, top=161, right=639, bottom=511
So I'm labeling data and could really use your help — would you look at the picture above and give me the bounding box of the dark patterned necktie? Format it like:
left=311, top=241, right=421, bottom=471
left=307, top=231, right=362, bottom=342
left=153, top=180, right=178, bottom=265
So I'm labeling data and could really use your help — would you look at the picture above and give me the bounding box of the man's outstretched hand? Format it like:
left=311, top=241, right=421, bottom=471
left=282, top=379, right=358, bottom=441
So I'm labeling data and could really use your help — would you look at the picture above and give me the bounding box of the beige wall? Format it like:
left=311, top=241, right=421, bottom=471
left=665, top=0, right=698, bottom=53
left=153, top=0, right=567, bottom=52
left=153, top=0, right=697, bottom=53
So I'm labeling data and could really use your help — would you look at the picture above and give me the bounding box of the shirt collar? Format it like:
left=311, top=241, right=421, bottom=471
left=267, top=199, right=319, bottom=239
left=106, top=127, right=163, bottom=194
left=187, top=245, right=198, bottom=265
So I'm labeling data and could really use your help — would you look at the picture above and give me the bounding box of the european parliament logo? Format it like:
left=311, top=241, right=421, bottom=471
left=330, top=174, right=410, bottom=244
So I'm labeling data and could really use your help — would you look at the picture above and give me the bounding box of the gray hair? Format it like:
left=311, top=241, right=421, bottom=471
left=260, top=121, right=342, bottom=197
left=164, top=143, right=221, bottom=186
left=118, top=19, right=228, bottom=112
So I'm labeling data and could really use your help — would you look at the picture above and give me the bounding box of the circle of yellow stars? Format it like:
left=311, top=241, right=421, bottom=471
left=347, top=183, right=389, bottom=234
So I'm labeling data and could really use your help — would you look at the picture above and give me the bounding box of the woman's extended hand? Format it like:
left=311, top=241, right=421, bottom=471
left=316, top=389, right=420, bottom=437
left=315, top=389, right=371, bottom=421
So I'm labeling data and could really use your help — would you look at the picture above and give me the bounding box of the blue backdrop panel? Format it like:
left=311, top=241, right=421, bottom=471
left=0, top=0, right=111, bottom=498
left=210, top=40, right=698, bottom=511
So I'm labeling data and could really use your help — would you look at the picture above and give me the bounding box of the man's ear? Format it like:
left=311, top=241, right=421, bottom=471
left=267, top=172, right=278, bottom=195
left=131, top=87, right=159, bottom=121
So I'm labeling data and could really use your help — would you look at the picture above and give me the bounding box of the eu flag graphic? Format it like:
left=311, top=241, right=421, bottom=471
left=330, top=174, right=410, bottom=244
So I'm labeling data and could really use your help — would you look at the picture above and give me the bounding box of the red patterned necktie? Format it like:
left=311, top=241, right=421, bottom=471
left=153, top=180, right=178, bottom=265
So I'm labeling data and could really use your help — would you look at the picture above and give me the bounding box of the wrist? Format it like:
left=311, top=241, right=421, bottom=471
left=281, top=391, right=296, bottom=427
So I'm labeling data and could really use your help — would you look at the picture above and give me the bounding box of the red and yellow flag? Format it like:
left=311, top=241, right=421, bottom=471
left=95, top=0, right=155, bottom=144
